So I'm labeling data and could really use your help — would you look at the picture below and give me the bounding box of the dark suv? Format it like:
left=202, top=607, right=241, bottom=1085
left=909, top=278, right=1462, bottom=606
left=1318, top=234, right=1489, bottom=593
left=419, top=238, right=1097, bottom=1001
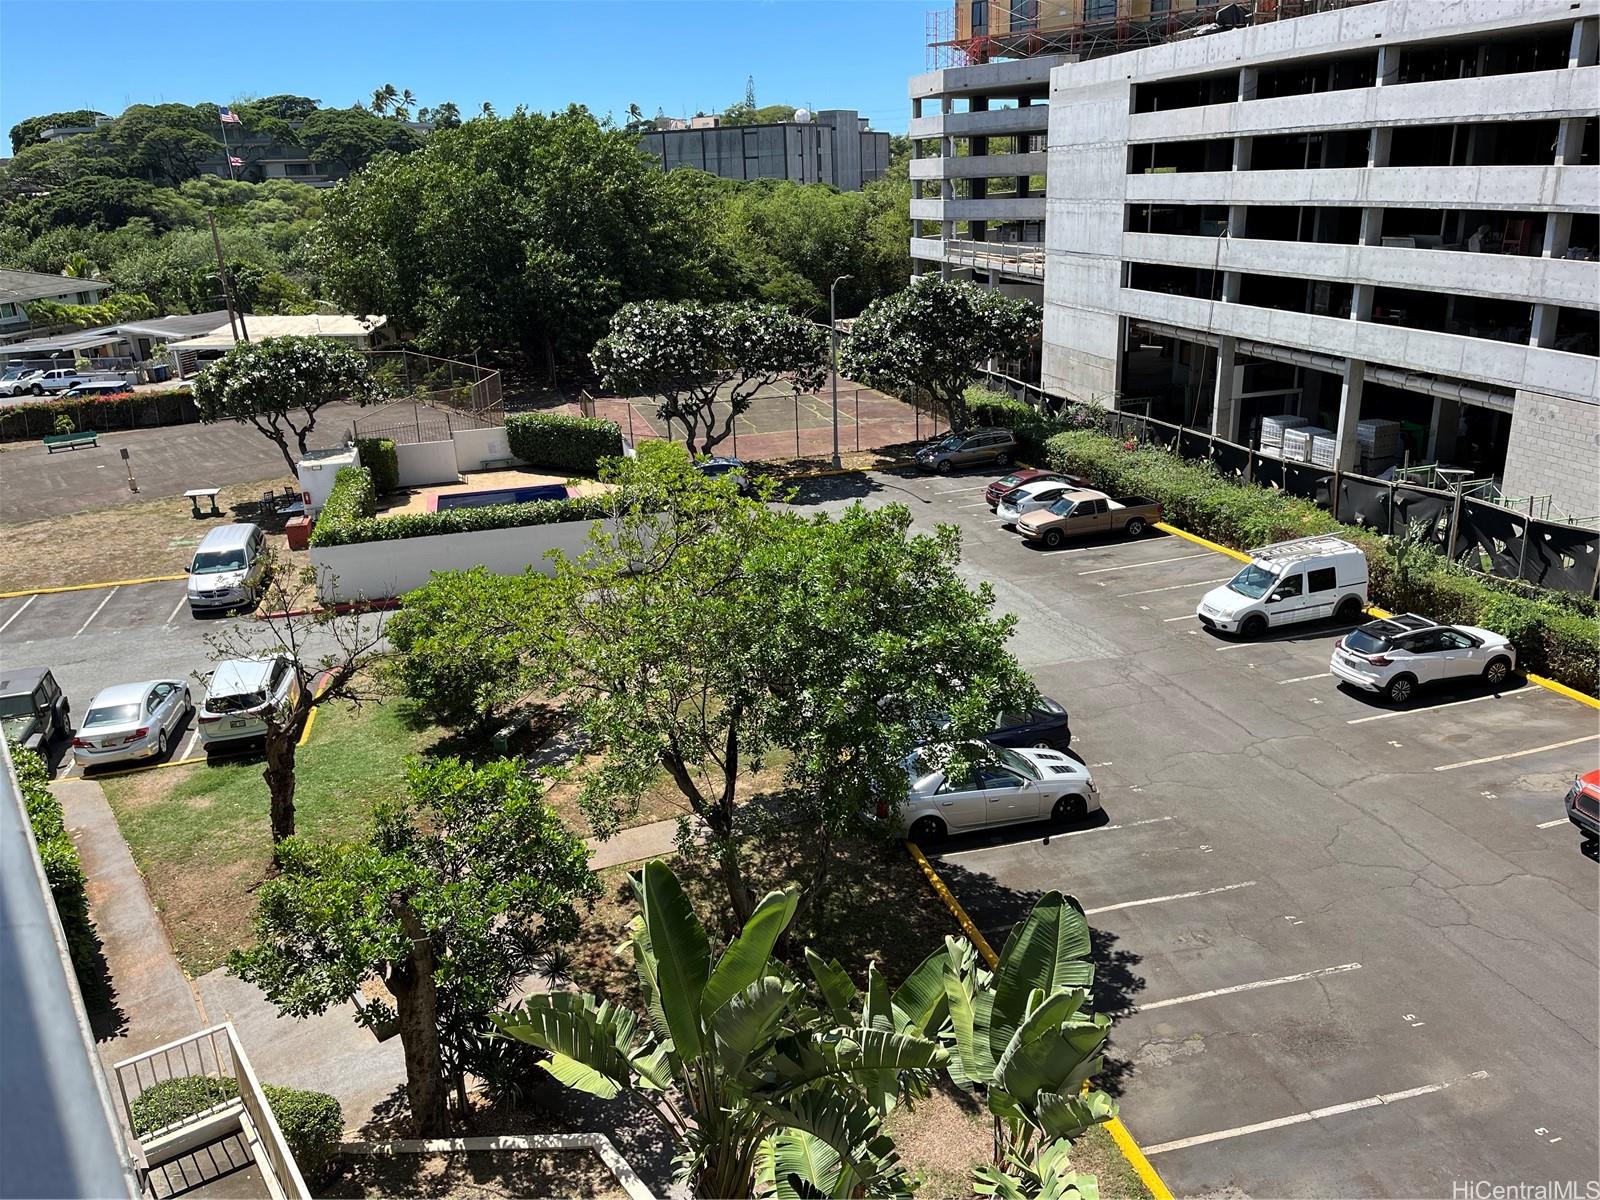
left=0, top=666, right=70, bottom=755
left=915, top=428, right=1022, bottom=474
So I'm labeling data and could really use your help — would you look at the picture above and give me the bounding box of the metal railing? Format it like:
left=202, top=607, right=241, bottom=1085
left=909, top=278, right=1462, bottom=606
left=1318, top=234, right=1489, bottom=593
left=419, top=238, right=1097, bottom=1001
left=940, top=238, right=1046, bottom=279
left=112, top=1023, right=309, bottom=1200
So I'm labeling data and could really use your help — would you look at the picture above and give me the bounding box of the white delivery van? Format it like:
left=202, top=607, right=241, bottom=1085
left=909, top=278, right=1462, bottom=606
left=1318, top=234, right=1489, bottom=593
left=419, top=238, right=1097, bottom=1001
left=295, top=446, right=360, bottom=515
left=1196, top=535, right=1368, bottom=638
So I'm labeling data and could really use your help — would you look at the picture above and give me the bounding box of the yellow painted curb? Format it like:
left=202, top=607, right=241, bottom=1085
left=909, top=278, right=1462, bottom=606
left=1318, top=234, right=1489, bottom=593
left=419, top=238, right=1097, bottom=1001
left=1152, top=521, right=1249, bottom=564
left=0, top=573, right=186, bottom=599
left=85, top=754, right=206, bottom=780
left=903, top=840, right=1174, bottom=1200
left=1527, top=673, right=1600, bottom=711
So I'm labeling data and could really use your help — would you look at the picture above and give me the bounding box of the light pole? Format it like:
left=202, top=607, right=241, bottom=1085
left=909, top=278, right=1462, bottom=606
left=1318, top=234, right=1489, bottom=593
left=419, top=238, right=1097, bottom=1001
left=829, top=274, right=852, bottom=470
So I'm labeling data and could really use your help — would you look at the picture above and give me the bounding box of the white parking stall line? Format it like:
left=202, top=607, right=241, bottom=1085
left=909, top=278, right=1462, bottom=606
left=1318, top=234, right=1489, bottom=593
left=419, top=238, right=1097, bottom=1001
left=1133, top=962, right=1362, bottom=1013
left=179, top=727, right=201, bottom=761
left=164, top=594, right=188, bottom=626
left=1142, top=1070, right=1489, bottom=1157
left=1213, top=640, right=1260, bottom=652
left=939, top=816, right=1175, bottom=859
left=958, top=502, right=994, bottom=509
left=1278, top=673, right=1329, bottom=685
left=1536, top=817, right=1570, bottom=829
left=1435, top=734, right=1600, bottom=773
left=1086, top=880, right=1257, bottom=916
left=1346, top=688, right=1538, bottom=724
left=73, top=587, right=119, bottom=637
left=1079, top=552, right=1212, bottom=576
left=1117, top=576, right=1233, bottom=598
left=0, top=594, right=37, bottom=635
left=1162, top=614, right=1196, bottom=623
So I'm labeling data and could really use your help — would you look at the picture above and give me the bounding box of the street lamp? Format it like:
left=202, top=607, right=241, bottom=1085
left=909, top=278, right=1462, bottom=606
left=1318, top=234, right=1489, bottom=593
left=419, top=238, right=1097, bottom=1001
left=829, top=274, right=852, bottom=470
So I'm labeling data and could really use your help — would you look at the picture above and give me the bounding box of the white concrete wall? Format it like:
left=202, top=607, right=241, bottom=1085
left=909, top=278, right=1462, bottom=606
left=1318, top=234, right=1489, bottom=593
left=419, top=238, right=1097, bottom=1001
left=311, top=516, right=606, bottom=603
left=1502, top=390, right=1600, bottom=520
left=393, top=439, right=460, bottom=487
left=452, top=425, right=521, bottom=473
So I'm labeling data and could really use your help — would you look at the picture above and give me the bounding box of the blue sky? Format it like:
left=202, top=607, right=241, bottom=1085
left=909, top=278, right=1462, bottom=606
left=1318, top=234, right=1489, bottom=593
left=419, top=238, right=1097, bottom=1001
left=0, top=1, right=929, bottom=141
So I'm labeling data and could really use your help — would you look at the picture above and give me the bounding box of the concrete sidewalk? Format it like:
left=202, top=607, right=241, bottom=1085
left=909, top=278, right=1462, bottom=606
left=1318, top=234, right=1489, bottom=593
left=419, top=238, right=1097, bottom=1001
left=586, top=817, right=682, bottom=870
left=55, top=779, right=204, bottom=1075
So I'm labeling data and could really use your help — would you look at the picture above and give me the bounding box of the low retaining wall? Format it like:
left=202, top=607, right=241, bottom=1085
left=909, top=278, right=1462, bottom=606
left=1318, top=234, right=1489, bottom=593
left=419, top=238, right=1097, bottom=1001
left=453, top=425, right=520, bottom=472
left=309, top=516, right=605, bottom=603
left=394, top=438, right=459, bottom=487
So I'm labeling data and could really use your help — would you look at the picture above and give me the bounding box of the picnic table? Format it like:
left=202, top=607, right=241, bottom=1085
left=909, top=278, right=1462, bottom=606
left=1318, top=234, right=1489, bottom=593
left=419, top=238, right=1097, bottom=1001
left=184, top=487, right=222, bottom=518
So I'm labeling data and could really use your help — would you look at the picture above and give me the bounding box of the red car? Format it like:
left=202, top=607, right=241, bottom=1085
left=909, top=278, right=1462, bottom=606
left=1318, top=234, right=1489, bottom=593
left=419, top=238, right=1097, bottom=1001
left=1564, top=769, right=1599, bottom=852
left=983, top=468, right=1084, bottom=509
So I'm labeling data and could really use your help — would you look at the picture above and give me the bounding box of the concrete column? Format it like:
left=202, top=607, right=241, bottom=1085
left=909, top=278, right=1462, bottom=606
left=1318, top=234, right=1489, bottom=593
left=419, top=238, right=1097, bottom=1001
left=1427, top=396, right=1461, bottom=462
left=1376, top=44, right=1400, bottom=86
left=1238, top=65, right=1258, bottom=101
left=1211, top=336, right=1241, bottom=440
left=1358, top=207, right=1383, bottom=245
left=1350, top=282, right=1374, bottom=322
left=1570, top=16, right=1598, bottom=68
left=1232, top=136, right=1252, bottom=171
left=1220, top=270, right=1242, bottom=303
left=1333, top=359, right=1365, bottom=471
left=1530, top=302, right=1560, bottom=349
left=1367, top=127, right=1392, bottom=168
left=1543, top=211, right=1573, bottom=259
left=912, top=98, right=923, bottom=119
left=1554, top=116, right=1584, bottom=165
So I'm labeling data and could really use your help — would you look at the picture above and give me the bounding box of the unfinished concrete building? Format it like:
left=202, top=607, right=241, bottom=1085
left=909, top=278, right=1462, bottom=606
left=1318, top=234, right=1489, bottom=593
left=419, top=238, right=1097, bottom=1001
left=637, top=110, right=891, bottom=190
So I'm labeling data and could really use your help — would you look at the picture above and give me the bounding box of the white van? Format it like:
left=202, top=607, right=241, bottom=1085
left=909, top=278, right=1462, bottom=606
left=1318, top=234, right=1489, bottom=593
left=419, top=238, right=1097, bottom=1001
left=1196, top=535, right=1368, bottom=638
left=187, top=523, right=268, bottom=613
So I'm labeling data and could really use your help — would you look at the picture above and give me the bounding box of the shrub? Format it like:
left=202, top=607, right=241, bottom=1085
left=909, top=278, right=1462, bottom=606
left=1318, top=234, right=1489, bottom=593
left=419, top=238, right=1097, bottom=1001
left=53, top=413, right=75, bottom=435
left=316, top=465, right=377, bottom=542
left=0, top=389, right=198, bottom=442
left=128, top=1077, right=343, bottom=1182
left=504, top=412, right=623, bottom=475
left=964, top=386, right=1056, bottom=455
left=353, top=437, right=399, bottom=495
left=311, top=493, right=612, bottom=548
left=1043, top=425, right=1600, bottom=696
left=10, top=744, right=93, bottom=980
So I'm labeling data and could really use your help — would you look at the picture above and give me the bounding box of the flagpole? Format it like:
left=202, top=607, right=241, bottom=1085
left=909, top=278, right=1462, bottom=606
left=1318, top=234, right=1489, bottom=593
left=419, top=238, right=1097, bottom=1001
left=218, top=107, right=236, bottom=180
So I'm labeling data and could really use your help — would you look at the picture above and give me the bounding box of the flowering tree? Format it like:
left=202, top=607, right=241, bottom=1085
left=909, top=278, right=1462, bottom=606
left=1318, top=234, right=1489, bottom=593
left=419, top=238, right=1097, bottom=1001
left=840, top=279, right=1039, bottom=430
left=193, top=335, right=377, bottom=471
left=591, top=299, right=828, bottom=455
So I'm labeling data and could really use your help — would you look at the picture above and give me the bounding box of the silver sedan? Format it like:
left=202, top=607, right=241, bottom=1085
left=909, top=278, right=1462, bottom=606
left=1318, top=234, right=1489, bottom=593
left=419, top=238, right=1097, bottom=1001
left=70, top=680, right=193, bottom=768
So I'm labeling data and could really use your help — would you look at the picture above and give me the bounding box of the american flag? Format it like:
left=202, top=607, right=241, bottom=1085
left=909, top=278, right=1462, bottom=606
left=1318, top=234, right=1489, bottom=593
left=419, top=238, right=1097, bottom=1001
left=228, top=156, right=243, bottom=167
left=218, top=106, right=240, bottom=124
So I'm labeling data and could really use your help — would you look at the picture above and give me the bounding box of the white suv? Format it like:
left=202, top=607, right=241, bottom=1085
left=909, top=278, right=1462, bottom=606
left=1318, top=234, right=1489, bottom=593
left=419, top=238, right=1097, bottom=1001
left=0, top=366, right=42, bottom=396
left=1330, top=614, right=1516, bottom=705
left=197, top=656, right=301, bottom=748
left=995, top=478, right=1079, bottom=527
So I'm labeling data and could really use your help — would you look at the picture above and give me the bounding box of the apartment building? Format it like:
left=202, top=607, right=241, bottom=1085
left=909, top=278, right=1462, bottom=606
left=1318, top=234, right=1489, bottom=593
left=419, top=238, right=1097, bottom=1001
left=638, top=110, right=892, bottom=191
left=1041, top=0, right=1599, bottom=517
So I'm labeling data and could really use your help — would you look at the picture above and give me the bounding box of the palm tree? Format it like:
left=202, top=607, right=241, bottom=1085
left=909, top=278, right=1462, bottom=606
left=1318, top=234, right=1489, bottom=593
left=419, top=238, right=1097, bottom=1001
left=479, top=101, right=495, bottom=119
left=370, top=82, right=398, bottom=117
left=497, top=862, right=943, bottom=1197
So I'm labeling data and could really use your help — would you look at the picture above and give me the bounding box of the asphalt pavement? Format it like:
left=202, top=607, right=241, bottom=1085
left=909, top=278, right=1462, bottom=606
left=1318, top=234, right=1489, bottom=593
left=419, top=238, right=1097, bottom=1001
left=786, top=468, right=1599, bottom=1199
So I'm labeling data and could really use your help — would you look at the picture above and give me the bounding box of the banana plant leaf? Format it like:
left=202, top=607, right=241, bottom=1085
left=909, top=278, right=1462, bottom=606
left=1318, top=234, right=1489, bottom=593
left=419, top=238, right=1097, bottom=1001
left=638, top=859, right=711, bottom=1060
left=988, top=893, right=1094, bottom=1070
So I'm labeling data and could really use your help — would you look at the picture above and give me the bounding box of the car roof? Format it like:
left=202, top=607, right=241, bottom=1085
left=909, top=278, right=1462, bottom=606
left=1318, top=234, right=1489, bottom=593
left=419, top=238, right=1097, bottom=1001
left=0, top=666, right=50, bottom=696
left=1360, top=613, right=1437, bottom=637
left=1013, top=478, right=1067, bottom=496
left=209, top=657, right=277, bottom=695
left=196, top=522, right=261, bottom=551
left=1060, top=488, right=1104, bottom=502
left=87, top=681, right=158, bottom=708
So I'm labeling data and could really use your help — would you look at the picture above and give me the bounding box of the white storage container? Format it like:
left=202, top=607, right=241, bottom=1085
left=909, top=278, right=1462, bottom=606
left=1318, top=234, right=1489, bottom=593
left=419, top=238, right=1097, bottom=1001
left=1283, top=425, right=1331, bottom=463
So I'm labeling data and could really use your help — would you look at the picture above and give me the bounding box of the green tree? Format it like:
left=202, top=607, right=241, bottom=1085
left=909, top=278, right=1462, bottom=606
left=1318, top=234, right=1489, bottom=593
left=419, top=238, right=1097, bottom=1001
left=536, top=444, right=1030, bottom=927
left=230, top=756, right=596, bottom=1135
left=8, top=109, right=105, bottom=154
left=193, top=335, right=377, bottom=470
left=497, top=860, right=942, bottom=1197
left=386, top=566, right=553, bottom=737
left=111, top=103, right=223, bottom=185
left=427, top=101, right=462, bottom=129
left=239, top=94, right=321, bottom=122
left=841, top=279, right=1039, bottom=429
left=591, top=299, right=827, bottom=454
left=299, top=105, right=421, bottom=173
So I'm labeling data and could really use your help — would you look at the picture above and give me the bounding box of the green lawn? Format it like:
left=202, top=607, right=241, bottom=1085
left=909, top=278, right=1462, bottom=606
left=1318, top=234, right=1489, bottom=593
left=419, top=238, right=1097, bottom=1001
left=102, top=696, right=442, bottom=975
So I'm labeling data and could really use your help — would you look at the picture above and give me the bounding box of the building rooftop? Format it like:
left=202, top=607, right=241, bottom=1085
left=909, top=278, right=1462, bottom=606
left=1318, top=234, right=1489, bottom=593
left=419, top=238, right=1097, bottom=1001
left=170, top=312, right=388, bottom=350
left=0, top=268, right=112, bottom=305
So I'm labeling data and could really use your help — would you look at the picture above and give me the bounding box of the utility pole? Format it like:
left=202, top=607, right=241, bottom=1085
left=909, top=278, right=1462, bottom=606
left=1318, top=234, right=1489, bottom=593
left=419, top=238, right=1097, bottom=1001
left=206, top=213, right=249, bottom=343
left=829, top=275, right=852, bottom=470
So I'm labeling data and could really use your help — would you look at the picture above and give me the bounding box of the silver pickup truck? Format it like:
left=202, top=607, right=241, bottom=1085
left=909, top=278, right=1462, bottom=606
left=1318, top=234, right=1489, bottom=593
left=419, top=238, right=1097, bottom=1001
left=1015, top=488, right=1164, bottom=549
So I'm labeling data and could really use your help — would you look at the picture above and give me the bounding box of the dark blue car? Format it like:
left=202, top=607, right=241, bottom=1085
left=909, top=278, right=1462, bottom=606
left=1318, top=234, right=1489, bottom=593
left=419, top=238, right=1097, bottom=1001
left=984, top=697, right=1072, bottom=751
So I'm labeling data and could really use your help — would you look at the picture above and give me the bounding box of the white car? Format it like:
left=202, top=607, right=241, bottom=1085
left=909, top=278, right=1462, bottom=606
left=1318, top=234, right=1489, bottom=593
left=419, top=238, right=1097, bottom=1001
left=995, top=478, right=1080, bottom=527
left=894, top=744, right=1099, bottom=841
left=70, top=680, right=192, bottom=768
left=28, top=367, right=92, bottom=395
left=1330, top=613, right=1516, bottom=705
left=1197, top=535, right=1368, bottom=638
left=198, top=657, right=301, bottom=748
left=0, top=366, right=42, bottom=396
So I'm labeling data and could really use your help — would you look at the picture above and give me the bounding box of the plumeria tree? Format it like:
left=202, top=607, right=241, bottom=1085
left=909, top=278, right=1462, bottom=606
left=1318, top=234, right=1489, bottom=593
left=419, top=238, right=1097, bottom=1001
left=841, top=279, right=1039, bottom=430
left=193, top=334, right=377, bottom=471
left=591, top=299, right=828, bottom=455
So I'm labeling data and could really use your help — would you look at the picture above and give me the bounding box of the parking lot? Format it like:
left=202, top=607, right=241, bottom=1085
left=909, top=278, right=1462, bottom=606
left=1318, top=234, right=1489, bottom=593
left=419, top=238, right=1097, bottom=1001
left=792, top=469, right=1599, bottom=1198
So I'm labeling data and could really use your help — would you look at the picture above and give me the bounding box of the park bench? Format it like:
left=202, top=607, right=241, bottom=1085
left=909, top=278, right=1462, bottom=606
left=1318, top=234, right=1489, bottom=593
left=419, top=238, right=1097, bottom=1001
left=42, top=431, right=98, bottom=453
left=480, top=457, right=516, bottom=470
left=184, top=487, right=223, bottom=518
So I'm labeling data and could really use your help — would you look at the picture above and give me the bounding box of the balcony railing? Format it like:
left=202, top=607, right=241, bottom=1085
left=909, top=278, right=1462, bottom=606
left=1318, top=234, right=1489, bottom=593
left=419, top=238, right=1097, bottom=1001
left=112, top=1023, right=309, bottom=1200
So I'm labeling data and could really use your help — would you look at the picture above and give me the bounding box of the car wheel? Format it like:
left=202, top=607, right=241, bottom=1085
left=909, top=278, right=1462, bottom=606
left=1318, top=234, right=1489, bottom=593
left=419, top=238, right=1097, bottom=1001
left=995, top=452, right=1012, bottom=468
left=1240, top=614, right=1267, bottom=639
left=1483, top=656, right=1512, bottom=687
left=936, top=460, right=953, bottom=476
left=1052, top=795, right=1087, bottom=823
left=30, top=384, right=43, bottom=395
left=1335, top=596, right=1362, bottom=622
left=1043, top=529, right=1064, bottom=550
left=157, top=730, right=169, bottom=758
left=908, top=816, right=946, bottom=844
left=1385, top=673, right=1417, bottom=705
left=183, top=688, right=193, bottom=712
left=1033, top=740, right=1055, bottom=750
left=1125, top=516, right=1147, bottom=537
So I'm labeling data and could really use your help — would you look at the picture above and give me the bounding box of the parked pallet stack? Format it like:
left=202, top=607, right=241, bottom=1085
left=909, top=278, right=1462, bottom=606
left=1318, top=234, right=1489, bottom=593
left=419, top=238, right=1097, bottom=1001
left=1283, top=425, right=1332, bottom=463
left=1310, top=433, right=1338, bottom=468
left=1259, top=414, right=1309, bottom=459
left=1356, top=418, right=1403, bottom=475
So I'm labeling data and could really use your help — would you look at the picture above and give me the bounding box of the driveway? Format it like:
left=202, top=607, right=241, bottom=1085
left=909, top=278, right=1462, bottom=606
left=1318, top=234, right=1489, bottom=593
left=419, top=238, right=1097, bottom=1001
left=787, top=469, right=1599, bottom=1198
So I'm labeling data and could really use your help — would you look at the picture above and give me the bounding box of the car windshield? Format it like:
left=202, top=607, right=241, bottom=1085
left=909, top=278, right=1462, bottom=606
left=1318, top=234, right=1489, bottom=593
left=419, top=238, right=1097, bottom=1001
left=192, top=549, right=247, bottom=574
left=1227, top=563, right=1279, bottom=599
left=1344, top=628, right=1392, bottom=654
left=84, top=703, right=141, bottom=727
left=208, top=690, right=266, bottom=714
left=993, top=746, right=1039, bottom=779
left=996, top=474, right=1022, bottom=488
left=936, top=435, right=964, bottom=450
left=0, top=694, right=36, bottom=718
left=1046, top=498, right=1077, bottom=516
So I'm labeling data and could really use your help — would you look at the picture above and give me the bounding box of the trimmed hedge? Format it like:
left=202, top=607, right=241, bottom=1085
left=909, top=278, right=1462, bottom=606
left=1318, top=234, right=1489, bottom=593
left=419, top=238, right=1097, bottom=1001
left=354, top=437, right=399, bottom=495
left=0, top=389, right=197, bottom=441
left=504, top=412, right=623, bottom=474
left=312, top=493, right=613, bottom=547
left=11, top=744, right=94, bottom=979
left=1042, top=426, right=1600, bottom=696
left=964, top=387, right=1057, bottom=454
left=129, top=1077, right=343, bottom=1182
left=315, top=465, right=377, bottom=541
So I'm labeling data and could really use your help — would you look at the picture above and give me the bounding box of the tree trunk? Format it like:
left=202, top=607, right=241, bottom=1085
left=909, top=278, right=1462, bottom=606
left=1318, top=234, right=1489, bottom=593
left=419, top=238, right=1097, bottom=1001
left=390, top=898, right=449, bottom=1136
left=263, top=728, right=298, bottom=854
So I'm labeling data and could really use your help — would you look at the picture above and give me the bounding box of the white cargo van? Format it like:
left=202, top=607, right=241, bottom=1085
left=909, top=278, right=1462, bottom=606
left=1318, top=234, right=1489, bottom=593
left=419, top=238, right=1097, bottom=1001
left=1196, top=536, right=1367, bottom=638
